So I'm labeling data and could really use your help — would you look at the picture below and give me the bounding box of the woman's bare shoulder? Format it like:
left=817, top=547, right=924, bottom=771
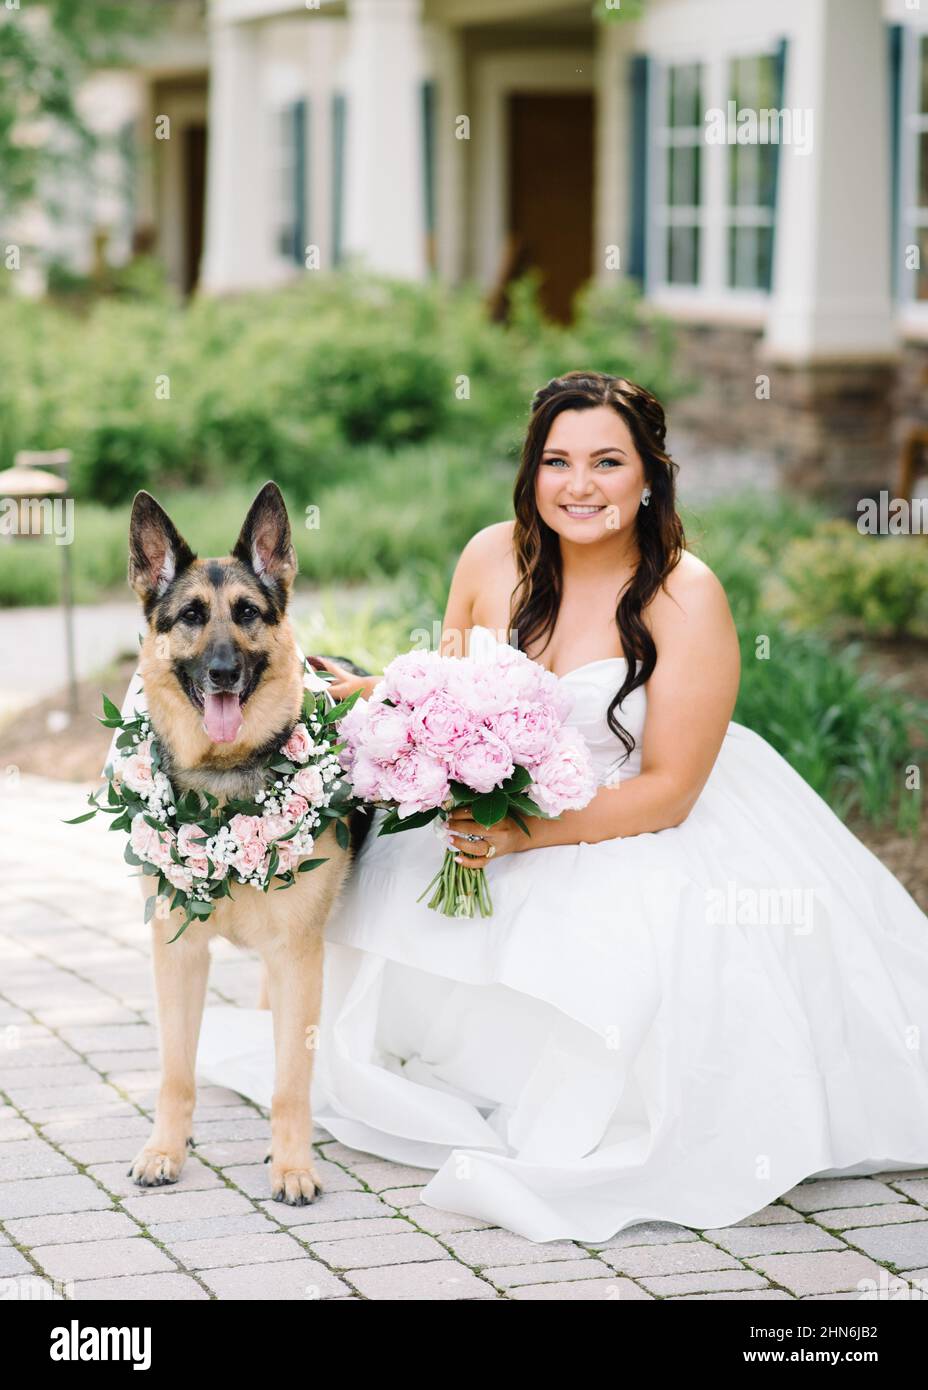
left=647, top=549, right=735, bottom=634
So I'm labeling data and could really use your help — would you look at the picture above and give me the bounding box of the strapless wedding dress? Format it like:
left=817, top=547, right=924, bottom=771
left=183, top=626, right=928, bottom=1242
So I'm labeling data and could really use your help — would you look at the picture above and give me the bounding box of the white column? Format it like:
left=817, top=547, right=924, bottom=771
left=342, top=0, right=427, bottom=278
left=200, top=19, right=270, bottom=291
left=763, top=0, right=896, bottom=361
left=429, top=21, right=466, bottom=283
left=594, top=15, right=633, bottom=285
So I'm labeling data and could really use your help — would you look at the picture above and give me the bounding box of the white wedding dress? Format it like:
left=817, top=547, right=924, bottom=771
left=111, top=626, right=928, bottom=1243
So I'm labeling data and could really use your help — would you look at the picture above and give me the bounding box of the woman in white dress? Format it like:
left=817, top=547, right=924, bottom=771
left=191, top=371, right=928, bottom=1244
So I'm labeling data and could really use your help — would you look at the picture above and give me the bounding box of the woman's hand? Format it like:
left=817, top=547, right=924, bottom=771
left=446, top=806, right=525, bottom=869
left=310, top=657, right=376, bottom=703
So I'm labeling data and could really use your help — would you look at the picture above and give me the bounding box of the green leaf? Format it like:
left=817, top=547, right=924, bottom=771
left=471, top=789, right=509, bottom=827
left=502, top=766, right=532, bottom=794
left=124, top=843, right=142, bottom=866
left=507, top=793, right=546, bottom=818
left=334, top=818, right=350, bottom=849
left=508, top=806, right=532, bottom=836
left=325, top=688, right=362, bottom=723
left=62, top=810, right=97, bottom=824
left=143, top=894, right=158, bottom=924
left=297, top=857, right=328, bottom=873
left=102, top=693, right=122, bottom=721
left=376, top=807, right=440, bottom=835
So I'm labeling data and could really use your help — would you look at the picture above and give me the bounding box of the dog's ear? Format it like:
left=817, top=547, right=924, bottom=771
left=128, top=492, right=196, bottom=603
left=232, top=481, right=297, bottom=597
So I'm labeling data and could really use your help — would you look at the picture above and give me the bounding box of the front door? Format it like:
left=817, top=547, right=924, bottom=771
left=508, top=92, right=594, bottom=323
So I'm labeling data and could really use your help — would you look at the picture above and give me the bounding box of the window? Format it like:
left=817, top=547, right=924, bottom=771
left=655, top=62, right=704, bottom=286
left=899, top=29, right=928, bottom=303
left=726, top=54, right=778, bottom=291
left=275, top=99, right=307, bottom=266
left=647, top=46, right=784, bottom=300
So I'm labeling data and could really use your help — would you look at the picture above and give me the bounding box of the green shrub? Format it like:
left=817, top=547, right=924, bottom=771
left=773, top=521, right=928, bottom=638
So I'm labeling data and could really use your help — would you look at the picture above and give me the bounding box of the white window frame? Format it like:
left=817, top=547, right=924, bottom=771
left=898, top=24, right=928, bottom=326
left=646, top=43, right=781, bottom=324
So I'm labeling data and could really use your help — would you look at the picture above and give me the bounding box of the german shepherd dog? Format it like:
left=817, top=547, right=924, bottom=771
left=125, top=481, right=356, bottom=1205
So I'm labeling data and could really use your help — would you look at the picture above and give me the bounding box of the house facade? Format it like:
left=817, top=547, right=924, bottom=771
left=15, top=0, right=928, bottom=507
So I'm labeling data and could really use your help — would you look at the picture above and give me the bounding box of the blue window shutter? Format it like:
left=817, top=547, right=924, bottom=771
left=332, top=93, right=347, bottom=267
left=292, top=98, right=307, bottom=266
left=767, top=38, right=788, bottom=289
left=628, top=54, right=650, bottom=285
left=888, top=23, right=903, bottom=300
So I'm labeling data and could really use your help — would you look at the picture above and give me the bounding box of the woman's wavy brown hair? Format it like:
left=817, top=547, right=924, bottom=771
left=510, top=370, right=685, bottom=762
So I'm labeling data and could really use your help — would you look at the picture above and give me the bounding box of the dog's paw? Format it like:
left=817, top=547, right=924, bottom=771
left=127, top=1146, right=186, bottom=1187
left=268, top=1158, right=324, bottom=1206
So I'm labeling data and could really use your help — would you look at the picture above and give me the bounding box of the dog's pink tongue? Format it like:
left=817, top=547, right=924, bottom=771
left=203, top=692, right=243, bottom=743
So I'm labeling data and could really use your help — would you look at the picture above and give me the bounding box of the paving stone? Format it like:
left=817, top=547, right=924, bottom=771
left=671, top=1289, right=794, bottom=1301
left=347, top=1161, right=436, bottom=1192
left=86, top=1051, right=161, bottom=1074
left=640, top=1269, right=771, bottom=1296
left=602, top=1241, right=742, bottom=1278
left=509, top=1276, right=653, bottom=1300
left=223, top=1159, right=361, bottom=1199
left=378, top=1186, right=426, bottom=1209
left=399, top=1203, right=494, bottom=1236
left=87, top=1157, right=223, bottom=1199
left=0, top=1064, right=101, bottom=1090
left=310, top=1231, right=449, bottom=1269
left=587, top=1221, right=695, bottom=1250
left=146, top=1213, right=275, bottom=1243
left=58, top=1024, right=157, bottom=1053
left=891, top=1178, right=928, bottom=1204
left=56, top=1136, right=147, bottom=1165
left=0, top=1274, right=64, bottom=1300
left=812, top=1203, right=928, bottom=1230
left=345, top=1260, right=497, bottom=1300
left=447, top=1229, right=582, bottom=1267
left=782, top=1179, right=899, bottom=1213
left=0, top=1247, right=32, bottom=1276
left=41, top=1116, right=151, bottom=1143
left=201, top=1258, right=350, bottom=1301
left=72, top=1273, right=209, bottom=1301
left=747, top=1250, right=886, bottom=1297
left=483, top=1258, right=613, bottom=1289
left=733, top=1205, right=810, bottom=1227
left=0, top=1116, right=34, bottom=1143
left=121, top=1187, right=255, bottom=1224
left=185, top=1118, right=270, bottom=1142
left=0, top=1174, right=111, bottom=1220
left=255, top=1191, right=392, bottom=1226
left=166, top=1232, right=307, bottom=1270
left=274, top=1216, right=410, bottom=1244
left=705, top=1223, right=843, bottom=1257
left=34, top=1237, right=175, bottom=1281
left=6, top=1210, right=138, bottom=1246
left=193, top=1139, right=271, bottom=1168
left=0, top=1140, right=76, bottom=1182
left=841, top=1223, right=928, bottom=1271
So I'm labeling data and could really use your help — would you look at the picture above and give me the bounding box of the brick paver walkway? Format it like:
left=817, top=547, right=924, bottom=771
left=2, top=773, right=927, bottom=1302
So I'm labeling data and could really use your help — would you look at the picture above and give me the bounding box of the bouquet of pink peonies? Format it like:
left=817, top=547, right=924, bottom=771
left=336, top=643, right=597, bottom=918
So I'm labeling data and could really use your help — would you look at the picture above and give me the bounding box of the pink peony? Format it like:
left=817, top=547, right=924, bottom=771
left=348, top=748, right=389, bottom=802
left=410, top=689, right=474, bottom=757
left=381, top=650, right=447, bottom=707
left=489, top=700, right=559, bottom=767
left=383, top=749, right=450, bottom=818
left=281, top=723, right=312, bottom=763
left=450, top=729, right=515, bottom=794
left=360, top=702, right=413, bottom=762
left=528, top=726, right=597, bottom=816
left=163, top=860, right=194, bottom=891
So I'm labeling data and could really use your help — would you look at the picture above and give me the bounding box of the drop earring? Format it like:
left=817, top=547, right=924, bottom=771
left=641, top=487, right=652, bottom=507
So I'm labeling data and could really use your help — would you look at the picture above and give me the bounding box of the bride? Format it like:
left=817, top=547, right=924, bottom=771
left=193, top=371, right=926, bottom=1243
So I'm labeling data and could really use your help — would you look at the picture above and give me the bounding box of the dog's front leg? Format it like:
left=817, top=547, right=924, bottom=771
left=128, top=912, right=210, bottom=1187
left=263, top=931, right=325, bottom=1205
